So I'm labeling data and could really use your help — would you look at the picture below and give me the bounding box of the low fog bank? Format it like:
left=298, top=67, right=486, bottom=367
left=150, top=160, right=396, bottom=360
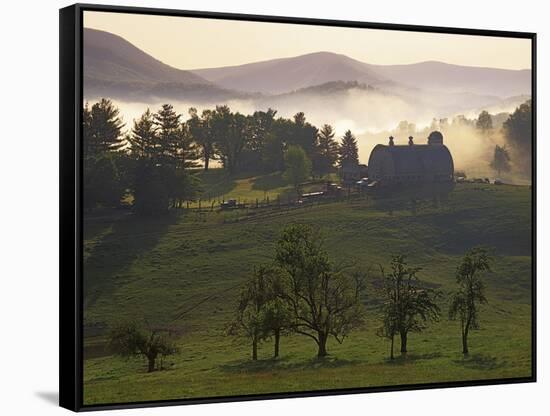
left=90, top=87, right=530, bottom=184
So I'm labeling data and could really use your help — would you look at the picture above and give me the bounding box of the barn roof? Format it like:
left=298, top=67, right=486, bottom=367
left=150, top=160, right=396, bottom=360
left=368, top=143, right=453, bottom=176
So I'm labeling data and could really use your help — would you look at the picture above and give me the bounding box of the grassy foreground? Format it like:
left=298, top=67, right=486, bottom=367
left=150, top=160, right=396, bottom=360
left=82, top=181, right=532, bottom=405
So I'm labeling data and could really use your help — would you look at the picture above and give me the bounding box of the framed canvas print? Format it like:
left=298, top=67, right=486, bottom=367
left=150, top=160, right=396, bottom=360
left=59, top=3, right=536, bottom=411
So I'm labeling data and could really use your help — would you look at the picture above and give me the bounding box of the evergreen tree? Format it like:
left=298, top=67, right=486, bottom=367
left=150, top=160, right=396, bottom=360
left=339, top=130, right=359, bottom=167
left=316, top=124, right=339, bottom=176
left=82, top=102, right=94, bottom=157
left=87, top=98, right=126, bottom=156
left=154, top=104, right=181, bottom=165
left=129, top=108, right=158, bottom=159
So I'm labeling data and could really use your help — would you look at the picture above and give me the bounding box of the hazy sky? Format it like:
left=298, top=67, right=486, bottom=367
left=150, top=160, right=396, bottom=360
left=84, top=11, right=531, bottom=71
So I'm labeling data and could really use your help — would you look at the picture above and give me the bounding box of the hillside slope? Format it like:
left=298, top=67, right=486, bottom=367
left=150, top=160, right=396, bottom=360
left=82, top=182, right=532, bottom=404
left=193, top=51, right=384, bottom=94
left=83, top=28, right=243, bottom=102
left=193, top=52, right=531, bottom=97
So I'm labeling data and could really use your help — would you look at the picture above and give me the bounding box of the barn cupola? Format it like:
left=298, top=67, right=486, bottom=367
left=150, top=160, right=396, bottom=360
left=408, top=136, right=414, bottom=146
left=428, top=130, right=444, bottom=145
left=389, top=136, right=395, bottom=146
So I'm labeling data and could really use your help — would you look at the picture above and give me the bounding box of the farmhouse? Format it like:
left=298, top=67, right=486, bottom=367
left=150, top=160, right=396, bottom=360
left=367, top=131, right=454, bottom=185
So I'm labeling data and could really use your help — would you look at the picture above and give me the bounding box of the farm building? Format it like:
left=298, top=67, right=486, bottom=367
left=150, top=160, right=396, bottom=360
left=367, top=131, right=454, bottom=185
left=340, top=160, right=368, bottom=184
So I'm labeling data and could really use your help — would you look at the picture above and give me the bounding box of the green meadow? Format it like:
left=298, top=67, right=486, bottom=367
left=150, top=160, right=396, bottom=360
left=82, top=179, right=532, bottom=405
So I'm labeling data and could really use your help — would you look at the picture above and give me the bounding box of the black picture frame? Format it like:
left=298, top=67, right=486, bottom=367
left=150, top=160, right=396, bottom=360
left=59, top=3, right=537, bottom=411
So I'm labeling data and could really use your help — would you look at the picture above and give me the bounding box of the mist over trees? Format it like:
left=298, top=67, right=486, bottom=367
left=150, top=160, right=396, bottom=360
left=490, top=145, right=512, bottom=176
left=502, top=100, right=532, bottom=176
left=82, top=96, right=533, bottom=213
left=83, top=99, right=368, bottom=214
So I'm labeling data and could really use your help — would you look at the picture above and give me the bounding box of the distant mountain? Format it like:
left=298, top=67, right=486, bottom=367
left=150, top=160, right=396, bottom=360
left=82, top=28, right=530, bottom=126
left=193, top=52, right=531, bottom=98
left=83, top=28, right=245, bottom=102
left=369, top=61, right=531, bottom=98
left=193, top=52, right=384, bottom=95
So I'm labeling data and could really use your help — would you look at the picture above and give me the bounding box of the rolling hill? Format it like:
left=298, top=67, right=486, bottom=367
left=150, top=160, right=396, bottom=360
left=82, top=181, right=532, bottom=404
left=193, top=51, right=384, bottom=94
left=370, top=61, right=531, bottom=98
left=82, top=28, right=531, bottom=126
left=193, top=51, right=531, bottom=98
left=83, top=28, right=246, bottom=102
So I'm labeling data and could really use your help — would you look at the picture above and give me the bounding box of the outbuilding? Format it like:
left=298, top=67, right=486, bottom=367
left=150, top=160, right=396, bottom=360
left=367, top=131, right=454, bottom=185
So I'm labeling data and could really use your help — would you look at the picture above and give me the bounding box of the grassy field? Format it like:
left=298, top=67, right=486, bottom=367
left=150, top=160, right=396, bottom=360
left=82, top=179, right=532, bottom=405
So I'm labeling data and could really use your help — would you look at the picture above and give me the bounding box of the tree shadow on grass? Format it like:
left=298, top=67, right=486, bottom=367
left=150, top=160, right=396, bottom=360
left=251, top=172, right=287, bottom=192
left=452, top=353, right=505, bottom=371
left=200, top=175, right=238, bottom=200
left=383, top=352, right=443, bottom=365
left=83, top=211, right=182, bottom=313
left=220, top=355, right=361, bottom=374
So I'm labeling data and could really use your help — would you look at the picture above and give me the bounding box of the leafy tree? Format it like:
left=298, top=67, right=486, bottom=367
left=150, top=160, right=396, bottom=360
left=378, top=255, right=441, bottom=355
left=109, top=322, right=177, bottom=372
left=283, top=145, right=312, bottom=194
left=452, top=114, right=474, bottom=127
left=275, top=224, right=366, bottom=357
left=476, top=110, right=493, bottom=133
left=290, top=112, right=318, bottom=161
left=261, top=297, right=291, bottom=358
left=87, top=98, right=126, bottom=156
left=187, top=108, right=216, bottom=171
left=376, top=277, right=399, bottom=360
left=338, top=130, right=359, bottom=167
left=265, top=117, right=294, bottom=172
left=490, top=145, right=512, bottom=176
left=212, top=106, right=250, bottom=173
left=315, top=124, right=339, bottom=177
left=449, top=247, right=491, bottom=355
left=228, top=266, right=274, bottom=360
left=131, top=160, right=170, bottom=215
left=83, top=154, right=126, bottom=209
left=502, top=100, right=532, bottom=175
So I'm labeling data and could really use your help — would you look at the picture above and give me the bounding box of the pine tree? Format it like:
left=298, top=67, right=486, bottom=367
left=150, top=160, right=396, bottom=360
left=87, top=98, right=126, bottom=155
left=129, top=109, right=158, bottom=159
left=338, top=130, right=359, bottom=167
left=316, top=124, right=339, bottom=176
left=82, top=102, right=94, bottom=157
left=154, top=104, right=181, bottom=165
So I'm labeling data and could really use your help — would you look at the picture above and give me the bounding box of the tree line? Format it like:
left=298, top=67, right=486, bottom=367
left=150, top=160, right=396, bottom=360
left=83, top=99, right=360, bottom=214
left=422, top=102, right=532, bottom=178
